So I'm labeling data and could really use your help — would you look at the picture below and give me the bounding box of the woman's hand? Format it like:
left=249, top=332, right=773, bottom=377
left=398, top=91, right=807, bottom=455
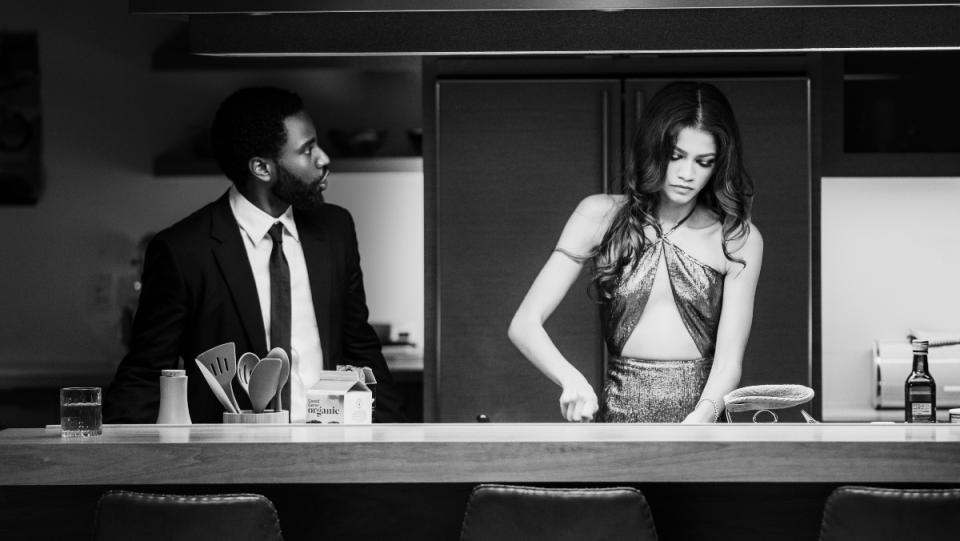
left=559, top=375, right=599, bottom=422
left=682, top=399, right=719, bottom=423
left=507, top=195, right=616, bottom=424
left=681, top=410, right=711, bottom=423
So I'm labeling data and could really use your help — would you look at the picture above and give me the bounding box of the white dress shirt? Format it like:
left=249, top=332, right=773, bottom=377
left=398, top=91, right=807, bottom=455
left=229, top=186, right=323, bottom=422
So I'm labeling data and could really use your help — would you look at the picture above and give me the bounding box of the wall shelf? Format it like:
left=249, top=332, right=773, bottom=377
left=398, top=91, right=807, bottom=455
left=153, top=151, right=422, bottom=176
left=151, top=27, right=421, bottom=73
left=148, top=26, right=423, bottom=177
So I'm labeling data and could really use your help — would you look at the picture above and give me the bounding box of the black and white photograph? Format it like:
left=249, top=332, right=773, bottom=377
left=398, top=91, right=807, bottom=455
left=1, top=1, right=959, bottom=540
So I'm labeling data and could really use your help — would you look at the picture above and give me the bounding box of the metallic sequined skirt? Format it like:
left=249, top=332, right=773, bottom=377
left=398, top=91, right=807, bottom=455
left=598, top=356, right=713, bottom=423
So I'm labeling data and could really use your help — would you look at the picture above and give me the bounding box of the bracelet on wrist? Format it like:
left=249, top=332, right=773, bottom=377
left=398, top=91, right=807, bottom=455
left=696, top=398, right=720, bottom=422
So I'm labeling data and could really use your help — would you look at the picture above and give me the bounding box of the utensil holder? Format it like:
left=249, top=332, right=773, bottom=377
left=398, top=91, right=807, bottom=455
left=223, top=410, right=289, bottom=424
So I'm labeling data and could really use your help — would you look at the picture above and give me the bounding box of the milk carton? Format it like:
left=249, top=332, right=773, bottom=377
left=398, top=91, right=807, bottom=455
left=306, top=370, right=373, bottom=424
left=337, top=364, right=378, bottom=414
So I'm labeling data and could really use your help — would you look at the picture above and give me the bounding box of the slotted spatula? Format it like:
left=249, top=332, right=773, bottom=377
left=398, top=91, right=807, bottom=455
left=196, top=342, right=240, bottom=413
left=236, top=352, right=260, bottom=399
left=194, top=359, right=239, bottom=414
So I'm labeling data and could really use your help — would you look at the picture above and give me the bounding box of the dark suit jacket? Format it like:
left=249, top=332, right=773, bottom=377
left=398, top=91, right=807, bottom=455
left=103, top=191, right=405, bottom=423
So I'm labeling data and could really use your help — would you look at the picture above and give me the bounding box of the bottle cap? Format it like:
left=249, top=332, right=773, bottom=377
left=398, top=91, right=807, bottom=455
left=161, top=369, right=186, bottom=377
left=911, top=339, right=929, bottom=352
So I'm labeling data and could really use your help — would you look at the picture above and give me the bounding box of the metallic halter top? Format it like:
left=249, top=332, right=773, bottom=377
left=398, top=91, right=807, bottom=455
left=600, top=216, right=724, bottom=358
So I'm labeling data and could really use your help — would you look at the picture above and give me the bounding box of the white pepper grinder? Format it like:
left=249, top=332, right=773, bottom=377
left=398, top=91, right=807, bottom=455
left=156, top=369, right=192, bottom=424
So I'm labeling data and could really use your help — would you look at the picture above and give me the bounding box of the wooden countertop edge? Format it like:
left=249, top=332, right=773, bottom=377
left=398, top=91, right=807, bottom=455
left=2, top=424, right=959, bottom=485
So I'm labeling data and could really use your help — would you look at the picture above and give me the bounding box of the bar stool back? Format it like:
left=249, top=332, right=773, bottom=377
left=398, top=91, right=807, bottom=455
left=93, top=490, right=284, bottom=541
left=460, top=484, right=658, bottom=541
left=820, top=485, right=960, bottom=541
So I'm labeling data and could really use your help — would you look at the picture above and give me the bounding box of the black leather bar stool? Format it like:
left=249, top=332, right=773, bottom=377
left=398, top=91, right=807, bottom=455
left=820, top=485, right=960, bottom=541
left=93, top=490, right=284, bottom=541
left=460, top=484, right=658, bottom=541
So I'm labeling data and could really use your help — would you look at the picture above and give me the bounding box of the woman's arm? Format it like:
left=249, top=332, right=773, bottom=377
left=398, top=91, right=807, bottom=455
left=684, top=224, right=764, bottom=423
left=508, top=194, right=616, bottom=422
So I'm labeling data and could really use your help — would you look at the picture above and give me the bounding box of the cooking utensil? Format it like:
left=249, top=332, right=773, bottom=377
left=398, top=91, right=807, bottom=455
left=195, top=342, right=240, bottom=413
left=248, top=358, right=283, bottom=413
left=236, top=352, right=260, bottom=399
left=266, top=347, right=291, bottom=412
left=194, top=359, right=239, bottom=414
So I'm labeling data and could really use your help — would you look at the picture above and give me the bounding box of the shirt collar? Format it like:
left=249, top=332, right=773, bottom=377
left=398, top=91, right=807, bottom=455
left=228, top=185, right=301, bottom=246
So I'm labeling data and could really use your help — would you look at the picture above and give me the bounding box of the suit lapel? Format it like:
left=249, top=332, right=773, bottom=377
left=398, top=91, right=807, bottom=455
left=296, top=210, right=332, bottom=369
left=210, top=192, right=268, bottom=355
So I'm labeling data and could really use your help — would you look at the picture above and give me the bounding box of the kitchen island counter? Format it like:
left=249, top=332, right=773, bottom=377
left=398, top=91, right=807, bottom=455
left=2, top=422, right=959, bottom=486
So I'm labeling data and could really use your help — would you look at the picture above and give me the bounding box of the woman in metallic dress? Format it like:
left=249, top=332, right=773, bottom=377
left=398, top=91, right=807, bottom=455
left=508, top=81, right=763, bottom=423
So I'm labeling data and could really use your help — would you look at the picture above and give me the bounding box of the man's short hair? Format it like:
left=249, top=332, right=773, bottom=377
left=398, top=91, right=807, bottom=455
left=211, top=86, right=305, bottom=185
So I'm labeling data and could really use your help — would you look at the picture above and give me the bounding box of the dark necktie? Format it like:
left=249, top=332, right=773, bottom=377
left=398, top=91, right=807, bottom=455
left=267, top=222, right=292, bottom=409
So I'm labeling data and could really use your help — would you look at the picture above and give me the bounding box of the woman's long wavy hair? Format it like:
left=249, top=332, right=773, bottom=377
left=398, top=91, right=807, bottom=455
left=592, top=81, right=754, bottom=300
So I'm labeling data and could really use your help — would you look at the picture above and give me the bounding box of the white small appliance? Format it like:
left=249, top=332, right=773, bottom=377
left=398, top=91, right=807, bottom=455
left=873, top=341, right=960, bottom=408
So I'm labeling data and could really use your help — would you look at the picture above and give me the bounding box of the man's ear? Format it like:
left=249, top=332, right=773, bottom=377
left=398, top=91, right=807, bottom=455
left=248, top=157, right=273, bottom=183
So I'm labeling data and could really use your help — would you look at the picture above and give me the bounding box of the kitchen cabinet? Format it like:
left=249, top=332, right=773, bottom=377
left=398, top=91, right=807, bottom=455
left=430, top=74, right=812, bottom=422
left=821, top=51, right=960, bottom=177
left=131, top=3, right=960, bottom=56
left=434, top=79, right=620, bottom=422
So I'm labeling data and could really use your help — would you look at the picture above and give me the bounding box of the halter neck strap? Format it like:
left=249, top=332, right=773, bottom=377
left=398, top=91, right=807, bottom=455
left=657, top=205, right=697, bottom=238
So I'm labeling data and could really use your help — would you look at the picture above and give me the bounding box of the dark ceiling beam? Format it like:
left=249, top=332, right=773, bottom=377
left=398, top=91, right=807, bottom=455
left=183, top=7, right=960, bottom=55
left=129, top=0, right=960, bottom=13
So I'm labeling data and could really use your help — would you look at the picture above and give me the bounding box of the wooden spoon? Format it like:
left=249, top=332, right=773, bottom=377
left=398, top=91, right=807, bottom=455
left=266, top=347, right=291, bottom=412
left=248, top=358, right=283, bottom=413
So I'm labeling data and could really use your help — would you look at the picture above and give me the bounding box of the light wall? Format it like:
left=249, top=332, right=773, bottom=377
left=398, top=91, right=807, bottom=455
left=0, top=1, right=422, bottom=386
left=324, top=172, right=424, bottom=347
left=821, top=177, right=960, bottom=419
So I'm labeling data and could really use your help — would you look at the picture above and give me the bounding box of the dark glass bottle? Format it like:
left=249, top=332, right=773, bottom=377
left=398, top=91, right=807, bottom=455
left=905, top=339, right=937, bottom=423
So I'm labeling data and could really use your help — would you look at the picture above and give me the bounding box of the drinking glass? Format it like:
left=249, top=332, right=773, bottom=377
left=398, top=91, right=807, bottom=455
left=60, top=386, right=102, bottom=438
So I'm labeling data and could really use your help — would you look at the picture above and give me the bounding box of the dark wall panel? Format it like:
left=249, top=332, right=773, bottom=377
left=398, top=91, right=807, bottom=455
left=436, top=79, right=620, bottom=422
left=626, top=77, right=812, bottom=389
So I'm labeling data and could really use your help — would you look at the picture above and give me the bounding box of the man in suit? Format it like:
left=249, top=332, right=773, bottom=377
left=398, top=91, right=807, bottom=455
left=104, top=86, right=405, bottom=423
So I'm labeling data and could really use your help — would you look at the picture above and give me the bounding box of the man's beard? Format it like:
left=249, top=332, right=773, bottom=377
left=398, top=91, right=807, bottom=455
left=272, top=164, right=326, bottom=210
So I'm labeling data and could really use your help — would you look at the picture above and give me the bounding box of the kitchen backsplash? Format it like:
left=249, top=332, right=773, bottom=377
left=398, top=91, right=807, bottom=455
left=821, top=176, right=960, bottom=419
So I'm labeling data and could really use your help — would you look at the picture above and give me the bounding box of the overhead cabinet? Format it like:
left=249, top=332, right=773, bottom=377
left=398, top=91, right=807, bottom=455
left=821, top=51, right=960, bottom=177
left=431, top=76, right=811, bottom=422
